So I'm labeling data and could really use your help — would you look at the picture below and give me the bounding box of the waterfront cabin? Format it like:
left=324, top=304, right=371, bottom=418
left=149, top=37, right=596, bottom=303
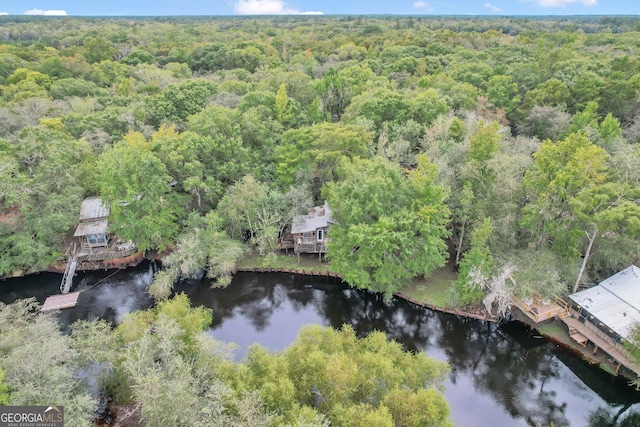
left=71, top=197, right=137, bottom=262
left=568, top=265, right=640, bottom=355
left=291, top=201, right=335, bottom=254
left=73, top=197, right=110, bottom=250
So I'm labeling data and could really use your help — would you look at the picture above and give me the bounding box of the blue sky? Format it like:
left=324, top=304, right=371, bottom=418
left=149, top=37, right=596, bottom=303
left=0, top=0, right=637, bottom=16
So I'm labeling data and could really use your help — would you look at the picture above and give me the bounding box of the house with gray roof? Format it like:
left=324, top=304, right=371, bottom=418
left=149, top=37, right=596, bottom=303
left=291, top=201, right=335, bottom=254
left=71, top=197, right=136, bottom=261
left=73, top=197, right=110, bottom=250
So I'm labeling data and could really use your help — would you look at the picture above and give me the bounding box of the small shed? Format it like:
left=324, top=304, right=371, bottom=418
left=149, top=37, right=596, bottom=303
left=291, top=201, right=335, bottom=254
left=73, top=197, right=110, bottom=249
left=568, top=265, right=640, bottom=349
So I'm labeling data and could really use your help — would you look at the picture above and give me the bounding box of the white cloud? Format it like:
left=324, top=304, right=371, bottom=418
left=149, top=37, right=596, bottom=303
left=413, top=1, right=433, bottom=12
left=0, top=12, right=8, bottom=15
left=24, top=9, right=68, bottom=16
left=484, top=2, right=503, bottom=12
left=234, top=0, right=322, bottom=15
left=536, top=0, right=596, bottom=7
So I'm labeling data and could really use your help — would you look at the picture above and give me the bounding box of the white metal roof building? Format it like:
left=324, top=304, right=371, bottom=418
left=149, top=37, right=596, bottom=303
left=568, top=265, right=640, bottom=342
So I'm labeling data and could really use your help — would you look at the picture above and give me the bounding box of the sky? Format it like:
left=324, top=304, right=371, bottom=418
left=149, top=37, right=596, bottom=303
left=0, top=0, right=637, bottom=17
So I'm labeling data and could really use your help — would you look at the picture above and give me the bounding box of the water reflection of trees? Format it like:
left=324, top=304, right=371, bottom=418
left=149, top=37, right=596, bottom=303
left=444, top=323, right=569, bottom=427
left=59, top=265, right=155, bottom=330
left=362, top=304, right=572, bottom=427
left=314, top=282, right=579, bottom=427
left=589, top=405, right=640, bottom=426
left=184, top=273, right=289, bottom=331
left=182, top=273, right=640, bottom=426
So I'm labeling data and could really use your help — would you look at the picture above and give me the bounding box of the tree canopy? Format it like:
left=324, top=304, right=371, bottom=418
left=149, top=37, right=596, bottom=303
left=1, top=14, right=639, bottom=306
left=1, top=295, right=452, bottom=426
left=324, top=155, right=450, bottom=297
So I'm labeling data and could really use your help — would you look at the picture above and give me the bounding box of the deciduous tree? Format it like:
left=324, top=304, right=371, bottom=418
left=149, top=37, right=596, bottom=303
left=145, top=79, right=218, bottom=128
left=324, top=155, right=450, bottom=296
left=275, top=122, right=371, bottom=192
left=456, top=218, right=493, bottom=304
left=148, top=211, right=247, bottom=299
left=0, top=368, right=9, bottom=405
left=522, top=131, right=608, bottom=257
left=0, top=299, right=96, bottom=426
left=218, top=176, right=312, bottom=254
left=569, top=182, right=640, bottom=292
left=97, top=131, right=182, bottom=251
left=236, top=325, right=451, bottom=427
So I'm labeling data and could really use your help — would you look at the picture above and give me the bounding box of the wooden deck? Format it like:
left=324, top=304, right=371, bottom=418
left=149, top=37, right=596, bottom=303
left=511, top=294, right=569, bottom=323
left=295, top=243, right=327, bottom=254
left=561, top=316, right=640, bottom=376
left=568, top=326, right=588, bottom=346
left=275, top=240, right=294, bottom=250
left=78, top=243, right=137, bottom=262
left=40, top=291, right=81, bottom=312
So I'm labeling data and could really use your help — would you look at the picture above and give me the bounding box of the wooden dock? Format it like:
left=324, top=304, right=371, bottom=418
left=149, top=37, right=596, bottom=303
left=561, top=315, right=640, bottom=376
left=40, top=291, right=81, bottom=312
left=397, top=293, right=499, bottom=322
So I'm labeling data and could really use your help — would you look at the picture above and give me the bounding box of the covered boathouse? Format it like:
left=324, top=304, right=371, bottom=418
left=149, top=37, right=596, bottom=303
left=565, top=265, right=640, bottom=375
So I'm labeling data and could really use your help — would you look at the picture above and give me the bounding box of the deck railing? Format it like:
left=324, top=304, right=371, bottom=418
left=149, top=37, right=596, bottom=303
left=553, top=295, right=570, bottom=311
left=296, top=243, right=327, bottom=254
left=78, top=244, right=137, bottom=262
left=511, top=293, right=570, bottom=323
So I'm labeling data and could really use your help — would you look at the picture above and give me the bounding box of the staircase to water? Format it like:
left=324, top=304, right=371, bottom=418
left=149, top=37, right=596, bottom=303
left=60, top=242, right=78, bottom=294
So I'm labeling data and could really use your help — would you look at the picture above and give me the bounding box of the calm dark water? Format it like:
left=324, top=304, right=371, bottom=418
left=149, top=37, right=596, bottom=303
left=2, top=263, right=639, bottom=427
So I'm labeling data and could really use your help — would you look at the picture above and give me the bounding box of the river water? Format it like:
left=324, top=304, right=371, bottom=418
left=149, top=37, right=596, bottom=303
left=1, top=262, right=639, bottom=426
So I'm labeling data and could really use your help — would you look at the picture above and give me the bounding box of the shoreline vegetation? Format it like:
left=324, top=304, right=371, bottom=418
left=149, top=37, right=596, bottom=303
left=2, top=14, right=640, bottom=396
left=20, top=248, right=633, bottom=381
left=236, top=251, right=633, bottom=380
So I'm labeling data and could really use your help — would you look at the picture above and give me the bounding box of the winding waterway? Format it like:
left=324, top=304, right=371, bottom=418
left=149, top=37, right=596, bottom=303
left=2, top=262, right=639, bottom=426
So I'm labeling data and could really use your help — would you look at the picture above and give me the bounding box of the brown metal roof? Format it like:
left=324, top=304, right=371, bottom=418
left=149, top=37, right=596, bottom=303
left=79, top=197, right=110, bottom=221
left=74, top=219, right=108, bottom=237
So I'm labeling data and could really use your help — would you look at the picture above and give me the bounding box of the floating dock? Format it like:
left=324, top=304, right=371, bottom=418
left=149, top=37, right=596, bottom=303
left=40, top=291, right=81, bottom=312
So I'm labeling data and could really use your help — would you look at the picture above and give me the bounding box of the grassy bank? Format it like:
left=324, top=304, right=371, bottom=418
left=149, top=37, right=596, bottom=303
left=397, top=266, right=460, bottom=309
left=535, top=320, right=568, bottom=338
left=239, top=251, right=463, bottom=308
left=237, top=252, right=336, bottom=273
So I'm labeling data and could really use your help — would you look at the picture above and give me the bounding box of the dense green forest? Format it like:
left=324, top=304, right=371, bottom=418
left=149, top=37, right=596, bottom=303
left=1, top=15, right=640, bottom=307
